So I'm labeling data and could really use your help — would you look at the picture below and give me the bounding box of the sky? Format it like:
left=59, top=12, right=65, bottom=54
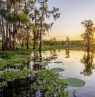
left=46, top=0, right=95, bottom=40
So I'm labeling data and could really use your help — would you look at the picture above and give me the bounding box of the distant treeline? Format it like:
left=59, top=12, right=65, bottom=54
left=43, top=40, right=84, bottom=46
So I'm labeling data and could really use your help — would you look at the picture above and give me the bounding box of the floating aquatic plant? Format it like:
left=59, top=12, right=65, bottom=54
left=54, top=61, right=63, bottom=64
left=65, top=78, right=85, bottom=87
left=50, top=68, right=64, bottom=72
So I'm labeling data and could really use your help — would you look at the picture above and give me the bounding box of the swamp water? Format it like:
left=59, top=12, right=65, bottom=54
left=43, top=50, right=95, bottom=97
left=0, top=49, right=95, bottom=97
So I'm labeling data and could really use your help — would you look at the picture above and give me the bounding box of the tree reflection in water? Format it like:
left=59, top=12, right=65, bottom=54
left=65, top=48, right=70, bottom=58
left=50, top=50, right=57, bottom=57
left=80, top=50, right=95, bottom=76
left=32, top=50, right=45, bottom=70
left=32, top=50, right=58, bottom=70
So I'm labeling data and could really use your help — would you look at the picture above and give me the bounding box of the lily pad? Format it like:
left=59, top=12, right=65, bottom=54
left=66, top=78, right=85, bottom=87
left=49, top=56, right=57, bottom=60
left=54, top=61, right=63, bottom=64
left=34, top=61, right=48, bottom=66
left=48, top=61, right=52, bottom=63
left=51, top=68, right=64, bottom=72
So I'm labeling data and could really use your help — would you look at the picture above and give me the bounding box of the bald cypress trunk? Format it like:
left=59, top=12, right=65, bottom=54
left=1, top=16, right=6, bottom=51
left=9, top=23, right=12, bottom=50
left=39, top=23, right=42, bottom=52
left=26, top=31, right=29, bottom=49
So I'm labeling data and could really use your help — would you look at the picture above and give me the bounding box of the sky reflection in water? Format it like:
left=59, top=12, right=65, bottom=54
left=43, top=50, right=95, bottom=97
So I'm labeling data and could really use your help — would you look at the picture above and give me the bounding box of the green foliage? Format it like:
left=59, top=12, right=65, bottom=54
left=0, top=51, right=30, bottom=69
left=0, top=81, right=7, bottom=88
left=0, top=51, right=30, bottom=59
left=0, top=51, right=31, bottom=88
left=32, top=70, right=68, bottom=97
left=19, top=13, right=30, bottom=23
left=6, top=56, right=28, bottom=65
left=14, top=51, right=31, bottom=55
left=8, top=0, right=25, bottom=3
left=0, top=60, right=7, bottom=69
left=8, top=13, right=30, bottom=23
left=0, top=8, right=8, bottom=14
left=0, top=51, right=15, bottom=59
left=0, top=69, right=31, bottom=82
left=0, top=69, right=31, bottom=88
left=81, top=20, right=95, bottom=50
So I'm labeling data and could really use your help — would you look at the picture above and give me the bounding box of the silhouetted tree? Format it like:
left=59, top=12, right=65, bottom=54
left=31, top=0, right=60, bottom=51
left=81, top=20, right=95, bottom=51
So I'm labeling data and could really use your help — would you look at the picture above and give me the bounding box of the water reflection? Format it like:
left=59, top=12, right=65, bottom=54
left=49, top=50, right=57, bottom=60
left=2, top=80, right=35, bottom=97
left=65, top=48, right=70, bottom=58
left=32, top=50, right=58, bottom=70
left=32, top=51, right=45, bottom=70
left=80, top=50, right=95, bottom=76
left=50, top=50, right=57, bottom=56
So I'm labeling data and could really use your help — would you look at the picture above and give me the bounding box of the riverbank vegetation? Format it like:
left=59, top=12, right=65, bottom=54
left=0, top=0, right=94, bottom=97
left=0, top=0, right=69, bottom=97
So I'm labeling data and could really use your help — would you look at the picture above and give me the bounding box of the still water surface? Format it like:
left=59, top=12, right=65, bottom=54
left=1, top=50, right=95, bottom=97
left=42, top=50, right=95, bottom=97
